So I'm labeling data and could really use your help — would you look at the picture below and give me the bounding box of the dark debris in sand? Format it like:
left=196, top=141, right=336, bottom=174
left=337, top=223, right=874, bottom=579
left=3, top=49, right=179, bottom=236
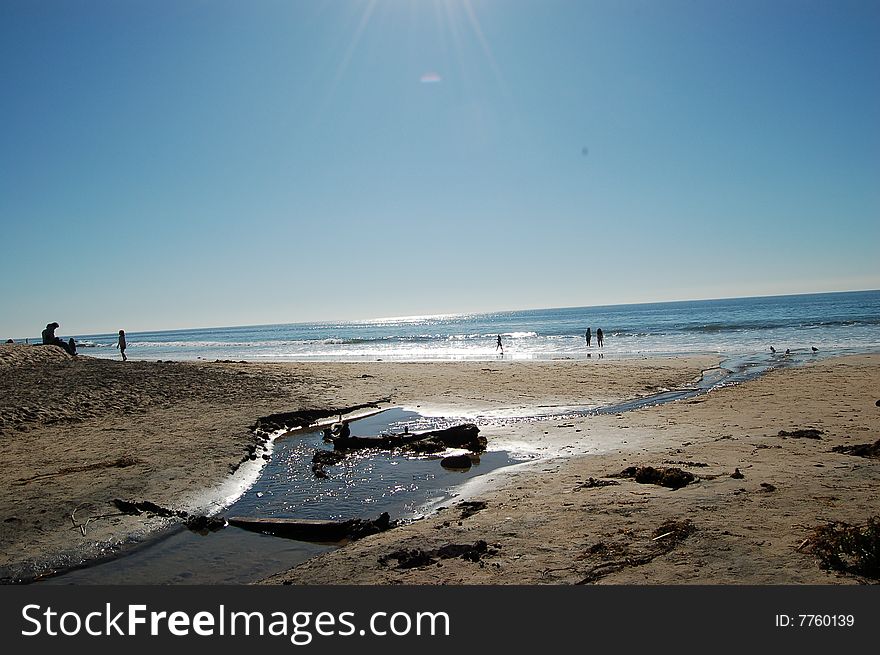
left=777, top=428, right=824, bottom=439
left=807, top=516, right=880, bottom=579
left=457, top=501, right=488, bottom=519
left=614, top=466, right=696, bottom=490
left=831, top=439, right=880, bottom=459
left=577, top=519, right=696, bottom=584
left=13, top=456, right=141, bottom=486
left=575, top=477, right=620, bottom=490
left=378, top=540, right=499, bottom=569
left=112, top=499, right=187, bottom=519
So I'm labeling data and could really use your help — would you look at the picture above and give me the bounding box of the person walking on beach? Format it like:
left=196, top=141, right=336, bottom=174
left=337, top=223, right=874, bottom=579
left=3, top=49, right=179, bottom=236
left=116, top=330, right=128, bottom=361
left=496, top=334, right=504, bottom=355
left=596, top=328, right=604, bottom=348
left=585, top=327, right=592, bottom=347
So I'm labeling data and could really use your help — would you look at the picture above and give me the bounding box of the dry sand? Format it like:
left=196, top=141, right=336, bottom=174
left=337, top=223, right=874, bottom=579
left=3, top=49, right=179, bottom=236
left=0, top=344, right=712, bottom=583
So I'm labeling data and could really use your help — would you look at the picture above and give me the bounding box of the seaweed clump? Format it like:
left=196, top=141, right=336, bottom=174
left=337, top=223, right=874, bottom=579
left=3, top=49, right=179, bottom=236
left=652, top=519, right=696, bottom=544
left=778, top=428, right=823, bottom=439
left=615, top=466, right=695, bottom=490
left=809, top=516, right=880, bottom=579
left=378, top=540, right=498, bottom=569
left=831, top=439, right=880, bottom=459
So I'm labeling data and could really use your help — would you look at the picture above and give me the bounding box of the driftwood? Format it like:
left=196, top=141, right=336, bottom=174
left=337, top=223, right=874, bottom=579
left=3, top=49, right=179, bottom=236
left=226, top=512, right=393, bottom=543
left=311, top=423, right=486, bottom=478
left=252, top=400, right=391, bottom=433
left=330, top=423, right=485, bottom=454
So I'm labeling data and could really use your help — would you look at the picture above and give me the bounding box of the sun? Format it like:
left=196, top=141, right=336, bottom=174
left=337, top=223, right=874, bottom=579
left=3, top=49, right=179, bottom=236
left=331, top=0, right=504, bottom=87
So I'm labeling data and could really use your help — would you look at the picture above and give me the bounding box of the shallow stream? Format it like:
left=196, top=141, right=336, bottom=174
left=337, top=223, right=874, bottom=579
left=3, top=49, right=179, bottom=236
left=45, top=409, right=518, bottom=584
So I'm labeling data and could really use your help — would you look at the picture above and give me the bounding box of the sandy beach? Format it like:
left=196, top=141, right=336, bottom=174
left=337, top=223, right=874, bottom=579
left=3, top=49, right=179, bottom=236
left=1, top=344, right=878, bottom=584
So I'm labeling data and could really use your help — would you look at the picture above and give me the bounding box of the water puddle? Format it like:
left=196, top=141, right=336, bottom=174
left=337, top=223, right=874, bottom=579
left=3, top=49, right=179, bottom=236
left=45, top=409, right=518, bottom=584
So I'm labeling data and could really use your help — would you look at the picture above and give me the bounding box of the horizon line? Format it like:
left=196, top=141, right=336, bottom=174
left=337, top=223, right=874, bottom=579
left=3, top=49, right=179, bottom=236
left=16, top=287, right=878, bottom=340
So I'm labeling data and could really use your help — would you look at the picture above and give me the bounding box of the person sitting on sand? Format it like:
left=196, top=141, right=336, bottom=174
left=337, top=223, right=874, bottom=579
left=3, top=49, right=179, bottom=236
left=596, top=328, right=604, bottom=348
left=41, top=322, right=57, bottom=346
left=41, top=322, right=75, bottom=355
left=116, top=329, right=128, bottom=361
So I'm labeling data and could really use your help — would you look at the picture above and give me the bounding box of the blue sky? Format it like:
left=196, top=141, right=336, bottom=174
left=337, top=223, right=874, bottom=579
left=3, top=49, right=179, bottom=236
left=2, top=0, right=878, bottom=337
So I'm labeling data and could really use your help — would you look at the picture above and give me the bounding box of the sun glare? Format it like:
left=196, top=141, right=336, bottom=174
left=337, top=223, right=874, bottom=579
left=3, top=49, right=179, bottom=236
left=331, top=0, right=504, bottom=89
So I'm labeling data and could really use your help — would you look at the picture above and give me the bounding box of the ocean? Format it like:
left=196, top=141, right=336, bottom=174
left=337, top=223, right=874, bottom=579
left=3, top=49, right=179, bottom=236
left=72, top=290, right=880, bottom=361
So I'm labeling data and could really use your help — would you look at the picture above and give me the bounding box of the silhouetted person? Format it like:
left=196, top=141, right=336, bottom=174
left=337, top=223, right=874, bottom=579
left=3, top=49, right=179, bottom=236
left=41, top=322, right=75, bottom=355
left=496, top=335, right=504, bottom=355
left=785, top=348, right=790, bottom=355
left=596, top=328, right=604, bottom=348
left=41, top=322, right=58, bottom=346
left=770, top=346, right=776, bottom=354
left=116, top=330, right=127, bottom=361
left=585, top=327, right=592, bottom=347
left=811, top=346, right=818, bottom=353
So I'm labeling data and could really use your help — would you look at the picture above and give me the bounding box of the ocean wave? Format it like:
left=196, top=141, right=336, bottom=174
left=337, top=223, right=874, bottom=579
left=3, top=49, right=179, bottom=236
left=444, top=332, right=538, bottom=341
left=679, top=318, right=880, bottom=333
left=320, top=335, right=439, bottom=345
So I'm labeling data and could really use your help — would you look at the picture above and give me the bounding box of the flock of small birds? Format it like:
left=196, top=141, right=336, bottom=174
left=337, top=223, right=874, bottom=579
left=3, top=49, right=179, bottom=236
left=770, top=346, right=819, bottom=355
